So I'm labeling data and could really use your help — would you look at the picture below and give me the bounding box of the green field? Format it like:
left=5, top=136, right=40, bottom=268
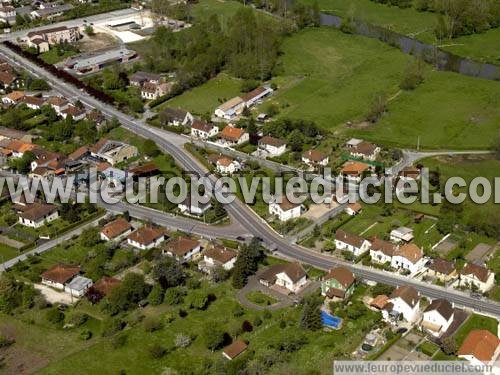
left=0, top=243, right=20, bottom=263
left=191, top=0, right=245, bottom=21
left=159, top=73, right=243, bottom=116
left=299, top=0, right=500, bottom=65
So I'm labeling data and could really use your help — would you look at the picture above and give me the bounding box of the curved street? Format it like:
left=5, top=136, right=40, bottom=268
left=0, top=44, right=499, bottom=318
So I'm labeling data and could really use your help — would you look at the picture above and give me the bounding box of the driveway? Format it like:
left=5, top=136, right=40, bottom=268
left=237, top=274, right=294, bottom=311
left=34, top=284, right=76, bottom=305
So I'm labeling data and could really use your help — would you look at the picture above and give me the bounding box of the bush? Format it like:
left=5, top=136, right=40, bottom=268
left=149, top=343, right=166, bottom=359
left=46, top=307, right=64, bottom=324
left=0, top=333, right=13, bottom=348
left=111, top=334, right=128, bottom=349
left=240, top=79, right=259, bottom=93
left=242, top=320, right=253, bottom=332
left=232, top=305, right=245, bottom=317
left=262, top=310, right=272, bottom=320
left=148, top=284, right=164, bottom=306
left=79, top=330, right=92, bottom=341
left=175, top=333, right=192, bottom=348
left=253, top=316, right=263, bottom=327
left=143, top=316, right=162, bottom=332
left=67, top=312, right=88, bottom=327
left=164, top=288, right=184, bottom=305
left=101, top=317, right=125, bottom=337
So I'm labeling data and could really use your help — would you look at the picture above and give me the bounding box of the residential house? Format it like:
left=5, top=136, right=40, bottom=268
left=399, top=166, right=421, bottom=181
left=340, top=161, right=372, bottom=183
left=178, top=196, right=211, bottom=217
left=384, top=285, right=421, bottom=323
left=218, top=126, right=249, bottom=147
left=268, top=197, right=302, bottom=222
left=370, top=294, right=390, bottom=311
left=65, top=275, right=93, bottom=297
left=89, top=139, right=138, bottom=166
left=0, top=126, right=32, bottom=143
left=41, top=264, right=80, bottom=290
left=190, top=120, right=219, bottom=140
left=27, top=26, right=79, bottom=48
left=100, top=218, right=133, bottom=242
left=321, top=266, right=355, bottom=300
left=243, top=86, right=273, bottom=107
left=458, top=330, right=500, bottom=366
left=460, top=263, right=495, bottom=293
left=345, top=138, right=363, bottom=149
left=129, top=71, right=161, bottom=87
left=140, top=81, right=172, bottom=100
left=344, top=202, right=362, bottom=216
left=350, top=141, right=380, bottom=161
left=335, top=229, right=371, bottom=257
left=0, top=5, right=16, bottom=24
left=369, top=237, right=398, bottom=265
left=30, top=4, right=74, bottom=20
left=302, top=150, right=329, bottom=167
left=128, top=162, right=160, bottom=179
left=2, top=90, right=25, bottom=105
left=61, top=105, right=86, bottom=121
left=18, top=203, right=59, bottom=228
left=259, top=262, right=307, bottom=294
left=421, top=298, right=454, bottom=337
left=391, top=243, right=425, bottom=274
left=162, top=237, right=201, bottom=263
left=159, top=107, right=193, bottom=127
left=216, top=157, right=241, bottom=175
left=46, top=96, right=69, bottom=114
left=390, top=226, right=414, bottom=243
left=127, top=226, right=166, bottom=250
left=426, top=258, right=457, bottom=282
left=0, top=70, right=18, bottom=89
left=214, top=96, right=245, bottom=120
left=5, top=139, right=36, bottom=158
left=30, top=148, right=66, bottom=174
left=223, top=340, right=248, bottom=361
left=86, top=110, right=105, bottom=126
left=258, top=136, right=286, bottom=156
left=202, top=246, right=238, bottom=271
left=21, top=95, right=46, bottom=110
left=92, top=276, right=121, bottom=297
left=68, top=146, right=90, bottom=162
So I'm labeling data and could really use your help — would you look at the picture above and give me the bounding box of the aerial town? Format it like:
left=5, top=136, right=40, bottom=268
left=0, top=0, right=498, bottom=374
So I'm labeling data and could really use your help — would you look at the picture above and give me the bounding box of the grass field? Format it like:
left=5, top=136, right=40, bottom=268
left=0, top=243, right=20, bottom=262
left=299, top=0, right=500, bottom=65
left=158, top=73, right=243, bottom=116
left=264, top=27, right=500, bottom=149
left=31, top=280, right=380, bottom=374
left=453, top=313, right=498, bottom=346
left=191, top=0, right=245, bottom=22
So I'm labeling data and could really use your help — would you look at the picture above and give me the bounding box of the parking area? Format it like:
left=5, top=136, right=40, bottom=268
left=34, top=284, right=76, bottom=305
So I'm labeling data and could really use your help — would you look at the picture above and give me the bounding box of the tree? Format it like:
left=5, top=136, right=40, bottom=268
left=84, top=25, right=95, bottom=36
left=79, top=227, right=100, bottom=247
left=104, top=273, right=149, bottom=315
left=441, top=336, right=457, bottom=355
left=287, top=129, right=304, bottom=152
left=148, top=283, right=164, bottom=306
left=366, top=95, right=387, bottom=123
left=231, top=238, right=264, bottom=288
left=299, top=296, right=322, bottom=330
left=164, top=287, right=184, bottom=305
left=400, top=58, right=424, bottom=90
left=152, top=257, right=185, bottom=289
left=186, top=290, right=209, bottom=310
left=202, top=322, right=226, bottom=351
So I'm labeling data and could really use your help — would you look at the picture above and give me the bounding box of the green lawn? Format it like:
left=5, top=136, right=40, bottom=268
left=453, top=313, right=498, bottom=347
left=0, top=243, right=20, bottom=263
left=191, top=0, right=245, bottom=21
left=32, top=280, right=380, bottom=374
left=245, top=290, right=278, bottom=306
left=158, top=73, right=243, bottom=116
left=299, top=0, right=500, bottom=65
left=265, top=27, right=500, bottom=150
left=39, top=48, right=78, bottom=64
left=418, top=340, right=440, bottom=357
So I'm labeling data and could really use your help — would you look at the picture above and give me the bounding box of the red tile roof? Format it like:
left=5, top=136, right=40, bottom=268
left=223, top=340, right=248, bottom=360
left=127, top=226, right=165, bottom=246
left=42, top=264, right=80, bottom=284
left=101, top=218, right=132, bottom=240
left=458, top=330, right=499, bottom=362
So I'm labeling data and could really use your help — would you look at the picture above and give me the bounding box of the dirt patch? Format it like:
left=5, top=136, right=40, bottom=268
left=1, top=345, right=49, bottom=375
left=77, top=33, right=119, bottom=53
left=345, top=120, right=372, bottom=130
left=433, top=154, right=495, bottom=165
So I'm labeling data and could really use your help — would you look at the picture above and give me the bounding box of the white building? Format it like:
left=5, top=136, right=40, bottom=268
left=202, top=246, right=238, bottom=271
left=302, top=150, right=329, bottom=167
left=369, top=238, right=397, bottom=265
left=214, top=97, right=245, bottom=120
left=160, top=108, right=193, bottom=127
left=335, top=229, right=371, bottom=257
left=421, top=298, right=454, bottom=337
left=218, top=126, right=249, bottom=147
left=350, top=141, right=380, bottom=161
left=190, top=121, right=219, bottom=140
left=163, top=237, right=201, bottom=263
left=243, top=86, right=273, bottom=107
left=390, top=227, right=414, bottom=243
left=127, top=226, right=166, bottom=250
left=258, top=136, right=286, bottom=156
left=268, top=197, right=302, bottom=222
left=460, top=263, right=496, bottom=293
left=18, top=203, right=59, bottom=228
left=41, top=264, right=80, bottom=291
left=65, top=276, right=93, bottom=297
left=100, top=218, right=133, bottom=242
left=178, top=196, right=211, bottom=217
left=216, top=157, right=241, bottom=175
left=384, top=285, right=421, bottom=323
left=390, top=243, right=425, bottom=274
left=259, top=262, right=307, bottom=294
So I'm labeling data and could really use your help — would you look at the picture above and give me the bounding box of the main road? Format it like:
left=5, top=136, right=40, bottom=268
left=1, top=44, right=499, bottom=318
